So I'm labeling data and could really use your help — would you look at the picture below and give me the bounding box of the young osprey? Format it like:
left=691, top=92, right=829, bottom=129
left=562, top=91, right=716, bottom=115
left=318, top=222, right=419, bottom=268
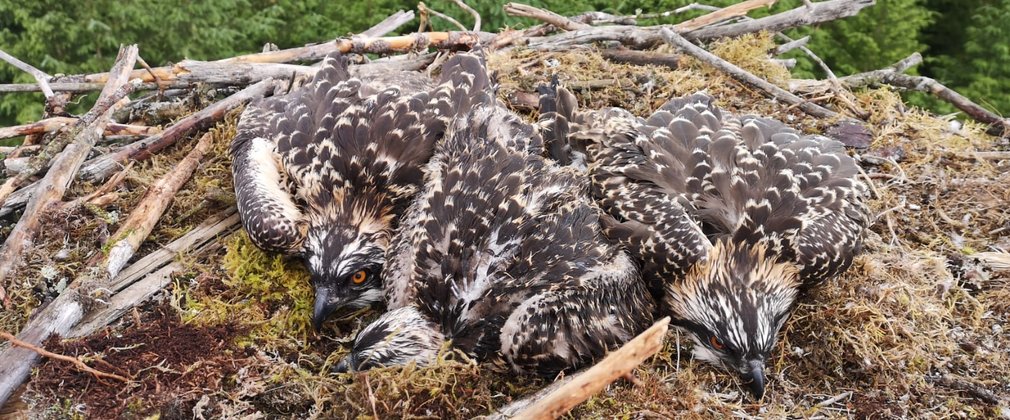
left=541, top=86, right=869, bottom=399
left=335, top=96, right=655, bottom=376
left=231, top=52, right=492, bottom=329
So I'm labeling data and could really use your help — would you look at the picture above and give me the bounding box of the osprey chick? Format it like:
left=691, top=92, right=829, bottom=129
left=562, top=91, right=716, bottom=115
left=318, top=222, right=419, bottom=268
left=542, top=87, right=869, bottom=399
left=336, top=98, right=655, bottom=376
left=231, top=52, right=492, bottom=329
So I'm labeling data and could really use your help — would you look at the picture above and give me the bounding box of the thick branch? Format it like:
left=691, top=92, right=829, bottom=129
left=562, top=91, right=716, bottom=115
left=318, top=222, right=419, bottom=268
left=661, top=28, right=842, bottom=120
left=0, top=117, right=159, bottom=140
left=0, top=78, right=278, bottom=217
left=885, top=74, right=1010, bottom=136
left=504, top=3, right=590, bottom=31
left=80, top=78, right=276, bottom=183
left=601, top=48, right=681, bottom=68
left=684, top=0, right=876, bottom=41
left=0, top=45, right=138, bottom=308
left=674, top=0, right=777, bottom=32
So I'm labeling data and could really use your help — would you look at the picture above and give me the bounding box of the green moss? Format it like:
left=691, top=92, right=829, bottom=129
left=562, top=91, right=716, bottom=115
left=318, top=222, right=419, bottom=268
left=179, top=232, right=313, bottom=347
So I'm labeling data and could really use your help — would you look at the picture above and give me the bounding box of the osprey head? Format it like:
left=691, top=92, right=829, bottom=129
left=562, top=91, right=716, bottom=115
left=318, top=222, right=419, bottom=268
left=666, top=240, right=801, bottom=400
left=304, top=220, right=388, bottom=330
left=334, top=306, right=444, bottom=373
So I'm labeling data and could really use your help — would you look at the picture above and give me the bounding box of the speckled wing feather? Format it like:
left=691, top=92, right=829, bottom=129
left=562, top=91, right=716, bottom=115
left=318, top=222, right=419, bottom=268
left=233, top=51, right=494, bottom=258
left=384, top=102, right=653, bottom=375
left=540, top=88, right=711, bottom=294
left=231, top=83, right=305, bottom=253
left=569, top=92, right=869, bottom=288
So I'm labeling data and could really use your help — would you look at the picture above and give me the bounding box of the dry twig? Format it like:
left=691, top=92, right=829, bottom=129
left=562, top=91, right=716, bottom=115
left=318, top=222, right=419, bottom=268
left=660, top=28, right=843, bottom=120
left=0, top=331, right=131, bottom=383
left=0, top=48, right=55, bottom=100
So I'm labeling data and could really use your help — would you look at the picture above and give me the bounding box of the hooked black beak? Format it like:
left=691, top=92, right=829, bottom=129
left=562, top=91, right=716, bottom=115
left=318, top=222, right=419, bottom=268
left=313, top=287, right=339, bottom=331
left=743, top=359, right=766, bottom=400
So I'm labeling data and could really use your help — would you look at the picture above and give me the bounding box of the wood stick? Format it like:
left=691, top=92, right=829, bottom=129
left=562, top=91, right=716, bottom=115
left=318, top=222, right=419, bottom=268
left=97, top=132, right=213, bottom=280
left=450, top=0, right=481, bottom=32
left=0, top=46, right=139, bottom=406
left=420, top=2, right=468, bottom=31
left=0, top=117, right=159, bottom=140
left=512, top=317, right=670, bottom=419
left=0, top=48, right=55, bottom=99
left=0, top=331, right=130, bottom=383
left=522, top=0, right=873, bottom=49
left=660, top=28, right=843, bottom=121
left=0, top=80, right=138, bottom=206
left=601, top=48, right=681, bottom=68
left=684, top=0, right=875, bottom=41
left=60, top=162, right=134, bottom=211
left=879, top=74, right=1009, bottom=136
left=504, top=3, right=590, bottom=31
left=774, top=35, right=810, bottom=55
left=674, top=0, right=778, bottom=32
left=79, top=78, right=276, bottom=184
left=2, top=103, right=239, bottom=216
left=0, top=45, right=138, bottom=309
left=0, top=54, right=434, bottom=96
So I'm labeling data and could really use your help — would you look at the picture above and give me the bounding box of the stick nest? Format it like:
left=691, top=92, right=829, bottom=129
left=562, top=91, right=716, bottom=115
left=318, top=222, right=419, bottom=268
left=7, top=36, right=1010, bottom=418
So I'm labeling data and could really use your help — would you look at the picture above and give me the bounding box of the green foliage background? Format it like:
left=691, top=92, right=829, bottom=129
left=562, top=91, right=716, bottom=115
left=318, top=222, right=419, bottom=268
left=0, top=0, right=1006, bottom=125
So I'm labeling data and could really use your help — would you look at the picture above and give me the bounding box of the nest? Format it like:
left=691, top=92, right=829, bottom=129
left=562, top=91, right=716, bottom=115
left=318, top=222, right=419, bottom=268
left=2, top=23, right=1008, bottom=420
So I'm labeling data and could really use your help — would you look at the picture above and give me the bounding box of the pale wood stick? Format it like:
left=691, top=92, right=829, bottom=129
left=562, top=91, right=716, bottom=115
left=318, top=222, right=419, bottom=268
left=684, top=0, right=875, bottom=40
left=674, top=0, right=778, bottom=32
left=0, top=45, right=138, bottom=309
left=0, top=46, right=139, bottom=407
left=70, top=209, right=239, bottom=337
left=79, top=78, right=276, bottom=184
left=504, top=3, right=590, bottom=31
left=0, top=48, right=54, bottom=99
left=512, top=317, right=670, bottom=419
left=97, top=132, right=213, bottom=280
left=420, top=2, right=468, bottom=31
left=450, top=0, right=482, bottom=32
left=0, top=79, right=137, bottom=207
left=0, top=117, right=160, bottom=140
left=0, top=78, right=273, bottom=217
left=0, top=331, right=131, bottom=383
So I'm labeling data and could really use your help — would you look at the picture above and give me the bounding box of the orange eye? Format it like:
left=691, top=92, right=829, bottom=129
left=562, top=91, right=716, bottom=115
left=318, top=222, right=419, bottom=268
left=351, top=270, right=368, bottom=284
left=709, top=336, right=725, bottom=351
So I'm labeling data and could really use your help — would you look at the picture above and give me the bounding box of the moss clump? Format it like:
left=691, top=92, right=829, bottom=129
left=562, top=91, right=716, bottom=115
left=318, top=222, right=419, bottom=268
left=705, top=31, right=792, bottom=87
left=179, top=232, right=314, bottom=347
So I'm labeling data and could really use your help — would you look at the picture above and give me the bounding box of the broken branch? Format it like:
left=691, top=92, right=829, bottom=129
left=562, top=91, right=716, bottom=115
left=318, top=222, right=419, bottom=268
left=0, top=48, right=55, bottom=99
left=0, top=117, right=159, bottom=140
left=97, top=132, right=214, bottom=280
left=512, top=317, right=670, bottom=419
left=684, top=0, right=876, bottom=41
left=674, top=0, right=778, bottom=32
